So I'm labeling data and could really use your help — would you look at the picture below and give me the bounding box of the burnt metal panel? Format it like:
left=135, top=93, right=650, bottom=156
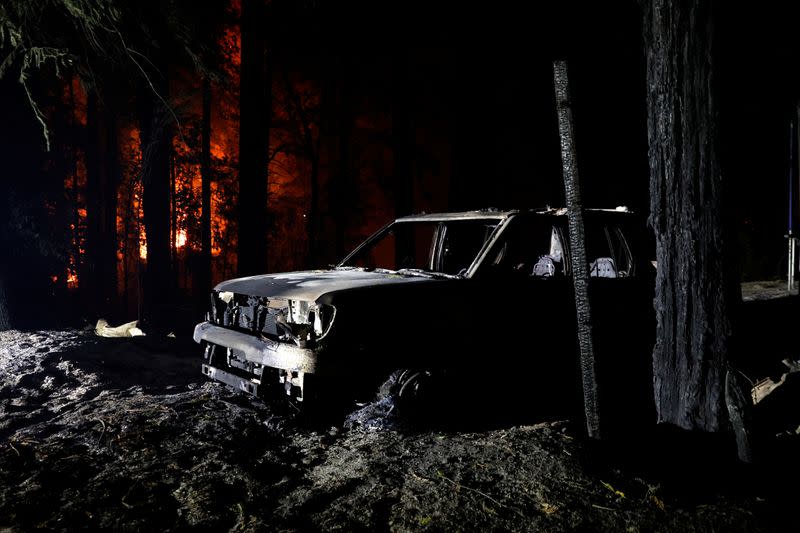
left=194, top=322, right=318, bottom=374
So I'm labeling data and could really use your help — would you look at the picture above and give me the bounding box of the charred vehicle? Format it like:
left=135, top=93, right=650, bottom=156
left=194, top=208, right=656, bottom=421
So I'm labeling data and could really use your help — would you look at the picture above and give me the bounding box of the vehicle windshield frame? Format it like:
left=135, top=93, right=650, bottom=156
left=337, top=215, right=511, bottom=278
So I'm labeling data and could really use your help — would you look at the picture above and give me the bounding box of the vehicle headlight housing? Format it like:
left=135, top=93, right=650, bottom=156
left=283, top=300, right=336, bottom=344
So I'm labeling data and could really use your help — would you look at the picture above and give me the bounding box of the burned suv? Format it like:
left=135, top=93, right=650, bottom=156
left=194, top=208, right=655, bottom=420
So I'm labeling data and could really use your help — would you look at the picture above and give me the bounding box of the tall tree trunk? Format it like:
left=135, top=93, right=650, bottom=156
left=307, top=140, right=320, bottom=267
left=170, top=145, right=177, bottom=285
left=643, top=0, right=734, bottom=432
left=137, top=75, right=173, bottom=329
left=332, top=56, right=353, bottom=260
left=392, top=52, right=415, bottom=267
left=199, top=76, right=213, bottom=292
left=102, top=111, right=119, bottom=308
left=281, top=68, right=321, bottom=268
left=85, top=92, right=101, bottom=311
left=85, top=94, right=119, bottom=315
left=553, top=60, right=601, bottom=439
left=0, top=269, right=9, bottom=331
left=392, top=52, right=414, bottom=219
left=238, top=0, right=272, bottom=276
left=68, top=78, right=81, bottom=286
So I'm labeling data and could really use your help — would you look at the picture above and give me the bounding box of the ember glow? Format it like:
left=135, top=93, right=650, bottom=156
left=176, top=228, right=187, bottom=249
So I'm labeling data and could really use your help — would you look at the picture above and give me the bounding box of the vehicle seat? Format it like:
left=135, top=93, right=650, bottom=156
left=532, top=255, right=556, bottom=278
left=590, top=257, right=616, bottom=278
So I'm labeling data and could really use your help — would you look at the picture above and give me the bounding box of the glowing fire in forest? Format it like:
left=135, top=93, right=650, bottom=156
left=176, top=228, right=187, bottom=248
left=65, top=8, right=244, bottom=304
left=139, top=229, right=148, bottom=260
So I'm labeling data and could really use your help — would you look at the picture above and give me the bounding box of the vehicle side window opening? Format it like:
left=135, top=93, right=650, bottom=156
left=437, top=221, right=499, bottom=275
left=341, top=219, right=498, bottom=275
left=486, top=219, right=566, bottom=278
left=586, top=224, right=635, bottom=278
left=549, top=227, right=564, bottom=263
left=345, top=222, right=438, bottom=271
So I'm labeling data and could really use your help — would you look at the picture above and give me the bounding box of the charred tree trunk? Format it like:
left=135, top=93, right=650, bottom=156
left=332, top=56, right=353, bottom=260
left=643, top=0, right=734, bottom=432
left=317, top=60, right=337, bottom=266
left=238, top=0, right=272, bottom=276
left=137, top=75, right=173, bottom=329
left=103, top=111, right=120, bottom=307
left=85, top=93, right=100, bottom=311
left=68, top=79, right=81, bottom=286
left=170, top=146, right=177, bottom=285
left=307, top=137, right=321, bottom=267
left=392, top=53, right=415, bottom=266
left=85, top=94, right=119, bottom=315
left=0, top=272, right=9, bottom=331
left=0, top=155, right=8, bottom=330
left=199, top=76, right=213, bottom=293
left=281, top=68, right=320, bottom=268
left=392, top=52, right=414, bottom=219
left=553, top=60, right=601, bottom=439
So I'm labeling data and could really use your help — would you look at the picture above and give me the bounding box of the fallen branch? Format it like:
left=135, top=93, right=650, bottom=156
left=413, top=470, right=525, bottom=518
left=591, top=504, right=616, bottom=512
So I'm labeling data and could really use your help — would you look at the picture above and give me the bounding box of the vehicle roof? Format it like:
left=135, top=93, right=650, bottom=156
left=394, top=206, right=634, bottom=222
left=395, top=209, right=526, bottom=222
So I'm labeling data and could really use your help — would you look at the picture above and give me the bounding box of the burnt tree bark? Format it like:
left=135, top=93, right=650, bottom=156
left=281, top=68, right=321, bottom=268
left=331, top=55, right=353, bottom=260
left=392, top=52, right=415, bottom=262
left=643, top=0, right=734, bottom=432
left=392, top=52, right=414, bottom=219
left=85, top=93, right=119, bottom=315
left=199, top=76, right=213, bottom=292
left=553, top=60, right=601, bottom=439
left=238, top=0, right=272, bottom=276
left=85, top=92, right=100, bottom=304
left=137, top=75, right=173, bottom=328
left=0, top=272, right=9, bottom=331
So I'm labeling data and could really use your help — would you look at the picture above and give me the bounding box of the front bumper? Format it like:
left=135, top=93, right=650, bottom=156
left=193, top=321, right=319, bottom=400
left=193, top=321, right=318, bottom=373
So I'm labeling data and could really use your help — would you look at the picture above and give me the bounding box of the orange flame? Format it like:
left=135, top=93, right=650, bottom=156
left=139, top=228, right=148, bottom=260
left=176, top=228, right=187, bottom=248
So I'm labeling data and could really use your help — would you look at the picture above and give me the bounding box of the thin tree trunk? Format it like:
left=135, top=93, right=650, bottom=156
left=0, top=273, right=9, bottom=331
left=85, top=94, right=119, bottom=315
left=137, top=75, right=173, bottom=329
left=392, top=52, right=415, bottom=264
left=68, top=78, right=80, bottom=286
left=102, top=111, right=119, bottom=308
left=281, top=68, right=320, bottom=267
left=85, top=92, right=101, bottom=311
left=553, top=59, right=601, bottom=439
left=308, top=146, right=320, bottom=267
left=199, top=76, right=213, bottom=292
left=238, top=0, right=272, bottom=276
left=643, top=0, right=734, bottom=432
left=170, top=145, right=177, bottom=287
left=392, top=52, right=414, bottom=219
left=332, top=56, right=352, bottom=260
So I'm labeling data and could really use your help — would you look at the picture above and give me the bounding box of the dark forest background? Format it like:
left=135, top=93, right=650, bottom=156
left=0, top=0, right=798, bottom=333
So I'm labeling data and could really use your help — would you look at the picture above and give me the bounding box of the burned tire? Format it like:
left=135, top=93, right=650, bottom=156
left=389, top=369, right=435, bottom=419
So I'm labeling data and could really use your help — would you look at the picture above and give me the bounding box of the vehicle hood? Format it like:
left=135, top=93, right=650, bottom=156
left=213, top=269, right=438, bottom=302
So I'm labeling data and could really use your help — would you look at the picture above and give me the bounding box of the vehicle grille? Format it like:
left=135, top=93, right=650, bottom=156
left=210, top=292, right=285, bottom=339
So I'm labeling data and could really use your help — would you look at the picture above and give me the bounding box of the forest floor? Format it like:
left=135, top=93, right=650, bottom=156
left=1, top=321, right=799, bottom=532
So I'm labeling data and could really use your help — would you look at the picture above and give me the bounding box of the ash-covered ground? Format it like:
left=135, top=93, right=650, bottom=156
left=0, top=328, right=797, bottom=532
